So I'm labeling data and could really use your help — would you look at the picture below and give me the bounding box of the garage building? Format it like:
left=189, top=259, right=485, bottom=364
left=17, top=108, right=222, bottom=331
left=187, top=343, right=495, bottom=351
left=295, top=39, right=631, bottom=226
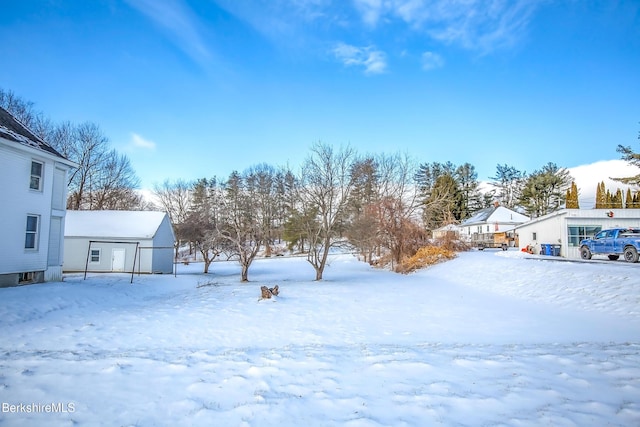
left=515, top=208, right=640, bottom=259
left=64, top=210, right=176, bottom=274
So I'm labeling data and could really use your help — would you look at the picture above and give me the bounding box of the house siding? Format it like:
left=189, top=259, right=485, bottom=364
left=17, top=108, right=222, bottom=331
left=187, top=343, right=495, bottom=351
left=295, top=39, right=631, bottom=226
left=150, top=214, right=176, bottom=274
left=0, top=147, right=72, bottom=286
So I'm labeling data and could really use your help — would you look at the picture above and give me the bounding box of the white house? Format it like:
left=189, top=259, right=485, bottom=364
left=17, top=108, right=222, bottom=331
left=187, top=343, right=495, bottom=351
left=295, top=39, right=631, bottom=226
left=459, top=204, right=530, bottom=246
left=0, top=107, right=76, bottom=287
left=515, top=208, right=640, bottom=258
left=432, top=223, right=461, bottom=239
left=64, top=210, right=176, bottom=274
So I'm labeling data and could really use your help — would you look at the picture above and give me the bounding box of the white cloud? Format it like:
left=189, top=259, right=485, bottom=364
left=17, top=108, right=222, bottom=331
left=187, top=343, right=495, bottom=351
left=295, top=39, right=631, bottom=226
left=352, top=0, right=384, bottom=26
left=125, top=0, right=211, bottom=64
left=131, top=133, right=156, bottom=150
left=568, top=160, right=640, bottom=209
left=352, top=0, right=542, bottom=54
left=421, top=51, right=444, bottom=70
left=333, top=42, right=387, bottom=74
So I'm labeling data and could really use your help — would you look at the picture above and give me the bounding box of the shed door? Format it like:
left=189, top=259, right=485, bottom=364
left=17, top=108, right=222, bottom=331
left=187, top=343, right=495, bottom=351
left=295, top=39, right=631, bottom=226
left=112, top=249, right=126, bottom=272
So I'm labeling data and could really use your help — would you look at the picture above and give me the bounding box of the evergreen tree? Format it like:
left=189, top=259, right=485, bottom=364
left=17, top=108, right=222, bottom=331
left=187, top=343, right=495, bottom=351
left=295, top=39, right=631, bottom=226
left=595, top=181, right=607, bottom=208
left=626, top=188, right=633, bottom=208
left=565, top=181, right=579, bottom=208
left=519, top=163, right=572, bottom=217
left=455, top=162, right=483, bottom=219
left=490, top=164, right=526, bottom=209
left=612, top=189, right=624, bottom=208
left=612, top=126, right=640, bottom=187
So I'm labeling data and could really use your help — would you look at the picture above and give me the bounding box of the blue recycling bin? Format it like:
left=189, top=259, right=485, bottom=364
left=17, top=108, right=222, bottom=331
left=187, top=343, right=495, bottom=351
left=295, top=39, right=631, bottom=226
left=540, top=244, right=551, bottom=255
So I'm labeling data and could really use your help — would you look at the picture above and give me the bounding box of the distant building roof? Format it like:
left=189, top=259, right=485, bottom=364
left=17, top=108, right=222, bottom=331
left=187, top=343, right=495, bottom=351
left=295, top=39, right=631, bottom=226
left=65, top=210, right=171, bottom=240
left=461, top=205, right=530, bottom=226
left=0, top=106, right=67, bottom=159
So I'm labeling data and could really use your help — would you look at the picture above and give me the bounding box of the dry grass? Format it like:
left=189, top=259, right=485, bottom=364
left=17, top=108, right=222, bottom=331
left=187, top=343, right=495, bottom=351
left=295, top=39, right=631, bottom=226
left=398, top=245, right=457, bottom=273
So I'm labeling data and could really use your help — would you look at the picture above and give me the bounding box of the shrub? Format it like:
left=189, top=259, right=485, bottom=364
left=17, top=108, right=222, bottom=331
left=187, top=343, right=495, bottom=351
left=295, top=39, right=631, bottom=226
left=398, top=245, right=456, bottom=273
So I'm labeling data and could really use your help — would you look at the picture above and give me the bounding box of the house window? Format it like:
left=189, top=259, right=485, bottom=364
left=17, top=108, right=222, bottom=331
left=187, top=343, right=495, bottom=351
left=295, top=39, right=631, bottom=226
left=30, top=161, right=43, bottom=191
left=532, top=232, right=537, bottom=241
left=486, top=225, right=490, bottom=232
left=25, top=215, right=39, bottom=249
left=90, top=249, right=101, bottom=263
left=567, top=225, right=602, bottom=247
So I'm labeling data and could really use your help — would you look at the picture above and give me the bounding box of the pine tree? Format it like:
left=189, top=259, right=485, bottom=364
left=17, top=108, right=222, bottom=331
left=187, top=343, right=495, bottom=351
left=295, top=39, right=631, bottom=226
left=613, top=189, right=624, bottom=208
left=626, top=188, right=633, bottom=208
left=605, top=190, right=613, bottom=209
left=565, top=181, right=579, bottom=208
left=595, top=181, right=606, bottom=208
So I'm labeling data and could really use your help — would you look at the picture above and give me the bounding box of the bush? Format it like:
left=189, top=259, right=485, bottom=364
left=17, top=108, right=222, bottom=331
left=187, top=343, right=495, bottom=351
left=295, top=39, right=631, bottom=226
left=398, top=245, right=456, bottom=273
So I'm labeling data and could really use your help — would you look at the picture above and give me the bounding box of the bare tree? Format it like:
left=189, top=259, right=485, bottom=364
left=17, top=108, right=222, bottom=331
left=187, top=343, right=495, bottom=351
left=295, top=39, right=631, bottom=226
left=153, top=179, right=193, bottom=256
left=182, top=178, right=224, bottom=273
left=66, top=122, right=109, bottom=209
left=372, top=153, right=422, bottom=269
left=218, top=171, right=265, bottom=282
left=298, top=142, right=356, bottom=280
left=89, top=149, right=142, bottom=209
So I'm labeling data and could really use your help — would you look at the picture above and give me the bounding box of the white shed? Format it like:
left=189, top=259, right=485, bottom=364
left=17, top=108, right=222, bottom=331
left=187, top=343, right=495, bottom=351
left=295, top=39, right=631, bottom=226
left=515, top=208, right=640, bottom=258
left=64, top=211, right=176, bottom=274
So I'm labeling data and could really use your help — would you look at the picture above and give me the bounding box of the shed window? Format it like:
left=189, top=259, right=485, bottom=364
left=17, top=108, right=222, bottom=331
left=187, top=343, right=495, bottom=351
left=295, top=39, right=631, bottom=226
left=25, top=215, right=39, bottom=249
left=90, top=249, right=101, bottom=263
left=30, top=161, right=43, bottom=191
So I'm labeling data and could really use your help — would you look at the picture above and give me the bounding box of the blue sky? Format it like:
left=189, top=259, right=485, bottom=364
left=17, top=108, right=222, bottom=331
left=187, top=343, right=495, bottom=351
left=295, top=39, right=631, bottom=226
left=2, top=1, right=639, bottom=189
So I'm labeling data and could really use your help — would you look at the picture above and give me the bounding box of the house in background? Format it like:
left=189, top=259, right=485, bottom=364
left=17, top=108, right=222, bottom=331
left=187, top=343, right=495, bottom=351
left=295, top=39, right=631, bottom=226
left=63, top=210, right=176, bottom=274
left=432, top=223, right=461, bottom=240
left=459, top=203, right=530, bottom=248
left=515, top=208, right=640, bottom=258
left=0, top=107, right=76, bottom=287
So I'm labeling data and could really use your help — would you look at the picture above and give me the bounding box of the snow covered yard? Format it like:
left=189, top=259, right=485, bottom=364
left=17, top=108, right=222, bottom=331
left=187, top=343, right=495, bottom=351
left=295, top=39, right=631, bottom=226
left=1, top=251, right=639, bottom=426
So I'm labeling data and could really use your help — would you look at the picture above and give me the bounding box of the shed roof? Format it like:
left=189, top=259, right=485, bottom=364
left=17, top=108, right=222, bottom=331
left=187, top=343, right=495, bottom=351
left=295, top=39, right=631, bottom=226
left=65, top=210, right=171, bottom=239
left=0, top=106, right=67, bottom=159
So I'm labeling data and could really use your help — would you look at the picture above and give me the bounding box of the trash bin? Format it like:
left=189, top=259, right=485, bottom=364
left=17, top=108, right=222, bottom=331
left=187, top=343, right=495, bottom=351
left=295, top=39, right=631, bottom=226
left=540, top=244, right=551, bottom=255
left=551, top=244, right=561, bottom=256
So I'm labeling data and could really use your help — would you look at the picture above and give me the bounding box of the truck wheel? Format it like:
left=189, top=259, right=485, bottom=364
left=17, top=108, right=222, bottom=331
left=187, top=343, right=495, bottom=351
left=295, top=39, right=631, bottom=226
left=624, top=246, right=639, bottom=263
left=608, top=255, right=619, bottom=261
left=580, top=246, right=592, bottom=260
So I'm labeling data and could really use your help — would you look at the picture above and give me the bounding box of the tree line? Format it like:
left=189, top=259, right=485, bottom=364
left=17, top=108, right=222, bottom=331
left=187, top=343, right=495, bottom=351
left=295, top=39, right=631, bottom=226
left=3, top=88, right=639, bottom=279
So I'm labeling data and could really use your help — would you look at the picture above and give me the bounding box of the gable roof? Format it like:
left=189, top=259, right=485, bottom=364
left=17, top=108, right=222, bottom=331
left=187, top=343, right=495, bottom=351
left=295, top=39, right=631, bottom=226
left=65, top=210, right=172, bottom=240
left=0, top=106, right=67, bottom=159
left=461, top=206, right=530, bottom=226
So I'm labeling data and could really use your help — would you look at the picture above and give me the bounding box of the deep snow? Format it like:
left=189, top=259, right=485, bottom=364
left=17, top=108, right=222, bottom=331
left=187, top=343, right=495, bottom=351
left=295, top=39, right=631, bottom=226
left=1, top=250, right=639, bottom=426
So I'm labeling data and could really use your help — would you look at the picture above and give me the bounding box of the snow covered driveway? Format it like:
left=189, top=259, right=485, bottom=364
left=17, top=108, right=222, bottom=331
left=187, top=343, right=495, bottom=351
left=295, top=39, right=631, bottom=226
left=1, top=251, right=639, bottom=426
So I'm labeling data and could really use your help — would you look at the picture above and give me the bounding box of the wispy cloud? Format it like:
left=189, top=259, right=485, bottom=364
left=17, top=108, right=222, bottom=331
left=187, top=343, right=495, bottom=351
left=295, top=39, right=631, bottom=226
left=125, top=0, right=211, bottom=64
left=212, top=0, right=334, bottom=43
left=353, top=0, right=542, bottom=54
left=333, top=42, right=387, bottom=74
left=131, top=133, right=156, bottom=151
left=421, top=51, right=444, bottom=70
left=352, top=0, right=384, bottom=26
